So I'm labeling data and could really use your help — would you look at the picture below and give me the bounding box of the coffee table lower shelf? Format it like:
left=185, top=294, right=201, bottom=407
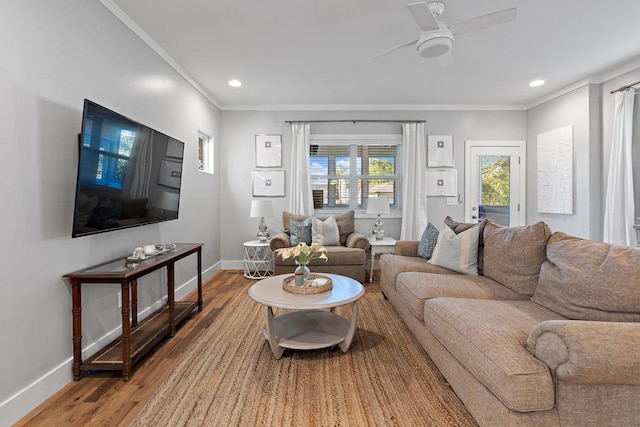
left=262, top=309, right=350, bottom=350
left=81, top=301, right=196, bottom=375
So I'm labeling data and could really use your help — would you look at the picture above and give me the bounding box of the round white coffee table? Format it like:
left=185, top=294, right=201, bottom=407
left=248, top=273, right=364, bottom=359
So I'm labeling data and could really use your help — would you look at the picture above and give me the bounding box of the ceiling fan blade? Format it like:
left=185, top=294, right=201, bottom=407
left=372, top=38, right=418, bottom=59
left=450, top=8, right=516, bottom=35
left=408, top=2, right=440, bottom=31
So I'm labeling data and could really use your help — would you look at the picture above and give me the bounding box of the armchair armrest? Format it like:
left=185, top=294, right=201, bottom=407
left=269, top=232, right=290, bottom=251
left=395, top=240, right=419, bottom=257
left=345, top=233, right=370, bottom=250
left=527, top=320, right=640, bottom=385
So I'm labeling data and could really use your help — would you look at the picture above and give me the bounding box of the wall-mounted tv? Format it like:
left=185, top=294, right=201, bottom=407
left=72, top=99, right=185, bottom=237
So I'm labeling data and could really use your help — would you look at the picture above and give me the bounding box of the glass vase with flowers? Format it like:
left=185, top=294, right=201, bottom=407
left=278, top=242, right=328, bottom=286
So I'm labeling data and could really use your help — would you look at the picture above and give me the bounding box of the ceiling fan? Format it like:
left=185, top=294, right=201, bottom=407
left=374, top=1, right=516, bottom=63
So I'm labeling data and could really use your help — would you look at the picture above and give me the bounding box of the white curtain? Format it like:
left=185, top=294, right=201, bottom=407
left=604, top=90, right=636, bottom=246
left=289, top=123, right=314, bottom=215
left=400, top=122, right=428, bottom=240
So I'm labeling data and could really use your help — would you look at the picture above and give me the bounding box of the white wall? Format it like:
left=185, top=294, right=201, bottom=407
left=525, top=85, right=602, bottom=239
left=0, top=1, right=221, bottom=424
left=219, top=109, right=526, bottom=264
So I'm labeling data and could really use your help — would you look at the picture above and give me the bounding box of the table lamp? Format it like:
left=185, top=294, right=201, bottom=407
left=366, top=197, right=390, bottom=240
left=250, top=200, right=273, bottom=242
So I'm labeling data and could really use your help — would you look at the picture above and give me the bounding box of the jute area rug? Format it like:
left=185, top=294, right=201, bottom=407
left=130, top=282, right=477, bottom=426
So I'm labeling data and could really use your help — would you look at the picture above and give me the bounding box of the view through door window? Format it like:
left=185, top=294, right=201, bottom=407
left=479, top=155, right=510, bottom=226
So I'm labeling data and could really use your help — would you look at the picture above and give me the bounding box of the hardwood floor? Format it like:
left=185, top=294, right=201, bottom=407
left=14, top=270, right=255, bottom=427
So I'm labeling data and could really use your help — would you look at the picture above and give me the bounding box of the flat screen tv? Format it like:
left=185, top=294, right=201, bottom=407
left=72, top=99, right=184, bottom=237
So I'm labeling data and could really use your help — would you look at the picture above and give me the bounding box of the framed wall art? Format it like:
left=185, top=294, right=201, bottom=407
left=252, top=170, right=285, bottom=197
left=426, top=169, right=457, bottom=196
left=427, top=135, right=454, bottom=167
left=255, top=134, right=282, bottom=167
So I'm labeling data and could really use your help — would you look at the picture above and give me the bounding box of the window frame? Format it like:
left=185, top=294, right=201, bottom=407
left=309, top=134, right=403, bottom=214
left=197, top=131, right=214, bottom=174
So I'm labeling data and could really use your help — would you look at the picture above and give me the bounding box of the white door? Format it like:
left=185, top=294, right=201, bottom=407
left=465, top=141, right=526, bottom=226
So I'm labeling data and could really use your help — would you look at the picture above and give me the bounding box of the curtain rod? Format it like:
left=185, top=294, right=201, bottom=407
left=285, top=119, right=426, bottom=124
left=610, top=79, right=640, bottom=94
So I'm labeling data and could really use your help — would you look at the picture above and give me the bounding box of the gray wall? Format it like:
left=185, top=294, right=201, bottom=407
left=526, top=85, right=602, bottom=239
left=0, top=2, right=221, bottom=424
left=219, top=109, right=526, bottom=264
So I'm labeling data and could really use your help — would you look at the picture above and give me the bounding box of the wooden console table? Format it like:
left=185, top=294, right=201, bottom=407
left=64, top=243, right=203, bottom=381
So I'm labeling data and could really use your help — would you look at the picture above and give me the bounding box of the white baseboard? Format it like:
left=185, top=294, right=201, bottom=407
left=0, top=262, right=221, bottom=427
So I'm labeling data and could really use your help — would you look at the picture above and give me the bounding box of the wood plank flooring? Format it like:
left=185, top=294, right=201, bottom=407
left=17, top=271, right=381, bottom=426
left=14, top=270, right=257, bottom=427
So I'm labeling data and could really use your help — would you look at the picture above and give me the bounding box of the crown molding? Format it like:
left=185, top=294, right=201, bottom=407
left=97, top=0, right=223, bottom=110
left=220, top=103, right=527, bottom=111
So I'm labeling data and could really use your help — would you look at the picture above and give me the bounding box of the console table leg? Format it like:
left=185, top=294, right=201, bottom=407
left=120, top=282, right=131, bottom=381
left=339, top=300, right=360, bottom=353
left=167, top=262, right=176, bottom=336
left=71, top=280, right=83, bottom=381
left=131, top=279, right=138, bottom=327
left=197, top=248, right=203, bottom=311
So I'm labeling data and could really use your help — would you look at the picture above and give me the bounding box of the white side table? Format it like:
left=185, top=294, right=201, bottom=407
left=368, top=237, right=396, bottom=283
left=243, top=240, right=273, bottom=279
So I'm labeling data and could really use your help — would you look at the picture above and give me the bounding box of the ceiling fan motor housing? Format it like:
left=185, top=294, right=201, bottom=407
left=417, top=22, right=453, bottom=58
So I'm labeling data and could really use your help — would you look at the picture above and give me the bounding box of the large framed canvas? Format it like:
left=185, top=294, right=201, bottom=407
left=255, top=134, right=282, bottom=167
left=252, top=170, right=285, bottom=197
left=426, top=169, right=457, bottom=196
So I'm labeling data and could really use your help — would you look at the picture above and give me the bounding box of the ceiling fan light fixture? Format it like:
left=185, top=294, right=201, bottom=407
left=416, top=25, right=453, bottom=58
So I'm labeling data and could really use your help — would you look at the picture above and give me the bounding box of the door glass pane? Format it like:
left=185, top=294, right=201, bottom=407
left=479, top=156, right=510, bottom=226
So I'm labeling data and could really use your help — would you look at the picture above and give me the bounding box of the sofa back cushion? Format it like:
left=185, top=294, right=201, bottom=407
left=444, top=216, right=488, bottom=274
left=531, top=232, right=640, bottom=321
left=334, top=210, right=355, bottom=245
left=482, top=221, right=552, bottom=296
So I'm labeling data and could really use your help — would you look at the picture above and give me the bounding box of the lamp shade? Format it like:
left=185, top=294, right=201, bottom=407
left=250, top=200, right=273, bottom=218
left=366, top=197, right=390, bottom=215
left=153, top=190, right=180, bottom=211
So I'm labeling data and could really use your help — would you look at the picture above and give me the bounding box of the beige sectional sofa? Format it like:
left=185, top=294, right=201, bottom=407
left=380, top=219, right=640, bottom=427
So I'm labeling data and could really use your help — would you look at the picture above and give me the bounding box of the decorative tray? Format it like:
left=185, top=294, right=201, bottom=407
left=282, top=274, right=333, bottom=294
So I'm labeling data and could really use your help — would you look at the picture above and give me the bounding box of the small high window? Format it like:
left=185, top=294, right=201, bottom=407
left=198, top=132, right=214, bottom=174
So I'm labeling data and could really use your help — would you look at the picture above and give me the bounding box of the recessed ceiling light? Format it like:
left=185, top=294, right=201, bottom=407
left=228, top=79, right=242, bottom=87
left=529, top=80, right=545, bottom=87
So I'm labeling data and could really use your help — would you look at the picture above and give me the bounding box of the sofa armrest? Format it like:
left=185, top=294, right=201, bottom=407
left=345, top=233, right=370, bottom=250
left=527, top=320, right=640, bottom=385
left=395, top=240, right=419, bottom=257
left=270, top=232, right=290, bottom=250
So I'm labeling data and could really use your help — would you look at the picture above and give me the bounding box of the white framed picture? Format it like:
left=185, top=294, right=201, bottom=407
left=427, top=135, right=454, bottom=167
left=255, top=134, right=282, bottom=167
left=426, top=169, right=457, bottom=196
left=252, top=170, right=285, bottom=197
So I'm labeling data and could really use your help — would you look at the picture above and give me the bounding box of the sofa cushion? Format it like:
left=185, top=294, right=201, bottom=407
left=423, top=298, right=566, bottom=412
left=396, top=272, right=528, bottom=320
left=417, top=222, right=439, bottom=259
left=380, top=254, right=458, bottom=292
left=444, top=216, right=488, bottom=275
left=334, top=210, right=355, bottom=245
left=289, top=217, right=312, bottom=246
left=312, top=216, right=340, bottom=246
left=274, top=245, right=364, bottom=267
left=428, top=223, right=479, bottom=275
left=282, top=211, right=309, bottom=234
left=482, top=221, right=552, bottom=296
left=532, top=232, right=640, bottom=321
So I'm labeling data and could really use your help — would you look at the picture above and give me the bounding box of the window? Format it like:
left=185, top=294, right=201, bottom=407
left=309, top=134, right=402, bottom=211
left=81, top=117, right=135, bottom=190
left=197, top=132, right=214, bottom=174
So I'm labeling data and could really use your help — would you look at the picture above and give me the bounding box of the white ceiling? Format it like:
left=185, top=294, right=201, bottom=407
left=108, top=0, right=640, bottom=110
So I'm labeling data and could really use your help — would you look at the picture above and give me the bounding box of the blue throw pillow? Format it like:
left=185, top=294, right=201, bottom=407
left=290, top=217, right=312, bottom=246
left=417, top=222, right=439, bottom=259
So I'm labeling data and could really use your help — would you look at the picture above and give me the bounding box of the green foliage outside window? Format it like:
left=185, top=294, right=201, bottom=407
left=481, top=156, right=510, bottom=206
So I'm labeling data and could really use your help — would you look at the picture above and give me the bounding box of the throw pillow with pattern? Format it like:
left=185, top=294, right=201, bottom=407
left=417, top=222, right=439, bottom=259
left=289, top=217, right=312, bottom=246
